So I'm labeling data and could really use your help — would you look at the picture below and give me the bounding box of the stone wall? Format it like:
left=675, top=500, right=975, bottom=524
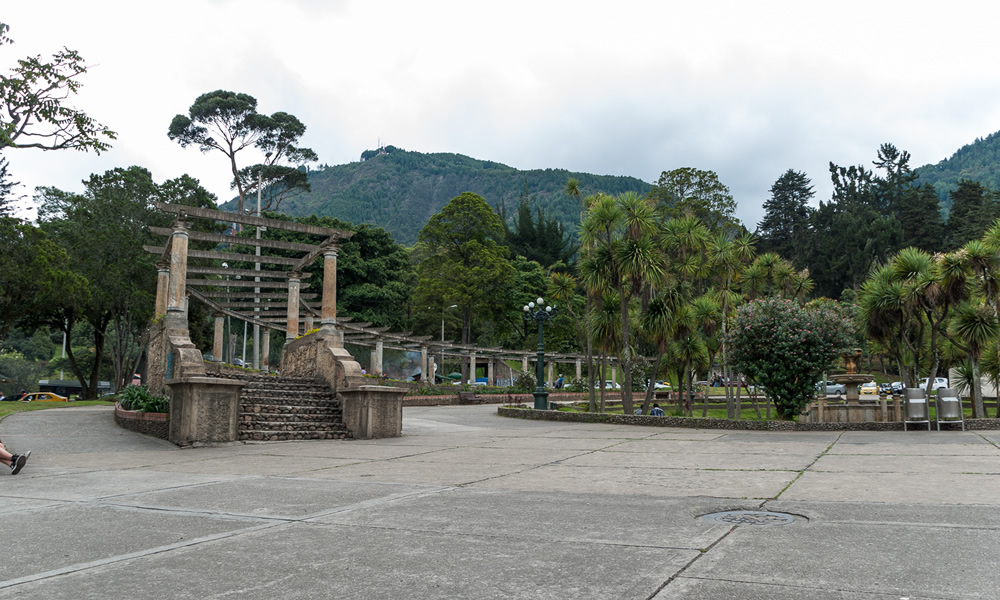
left=114, top=404, right=169, bottom=440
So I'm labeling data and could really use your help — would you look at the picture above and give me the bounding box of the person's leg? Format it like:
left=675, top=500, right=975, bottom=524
left=0, top=441, right=11, bottom=467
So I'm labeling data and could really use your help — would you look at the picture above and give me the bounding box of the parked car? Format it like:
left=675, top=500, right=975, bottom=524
left=817, top=381, right=845, bottom=396
left=20, top=392, right=69, bottom=403
left=596, top=381, right=620, bottom=390
left=877, top=382, right=893, bottom=394
left=859, top=382, right=879, bottom=398
left=890, top=381, right=904, bottom=393
left=653, top=381, right=672, bottom=391
left=919, top=377, right=949, bottom=391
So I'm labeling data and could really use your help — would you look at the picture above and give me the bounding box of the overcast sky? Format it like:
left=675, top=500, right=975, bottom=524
left=5, top=0, right=1000, bottom=230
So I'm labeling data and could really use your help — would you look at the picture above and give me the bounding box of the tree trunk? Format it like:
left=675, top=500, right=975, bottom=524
left=586, top=294, right=597, bottom=413
left=973, top=358, right=985, bottom=418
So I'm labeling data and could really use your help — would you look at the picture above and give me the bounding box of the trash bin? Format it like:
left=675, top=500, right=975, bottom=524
left=936, top=387, right=965, bottom=431
left=903, top=388, right=930, bottom=431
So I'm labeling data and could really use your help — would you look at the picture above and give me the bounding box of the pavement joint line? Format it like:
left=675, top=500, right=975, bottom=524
left=644, top=524, right=738, bottom=599
left=671, top=574, right=958, bottom=600
left=306, top=520, right=708, bottom=551
left=0, top=520, right=285, bottom=591
left=767, top=431, right=843, bottom=502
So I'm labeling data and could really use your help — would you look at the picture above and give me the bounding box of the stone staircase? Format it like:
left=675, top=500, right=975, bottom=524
left=235, top=374, right=351, bottom=441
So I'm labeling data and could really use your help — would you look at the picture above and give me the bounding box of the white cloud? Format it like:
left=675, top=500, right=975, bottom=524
left=4, top=0, right=1000, bottom=229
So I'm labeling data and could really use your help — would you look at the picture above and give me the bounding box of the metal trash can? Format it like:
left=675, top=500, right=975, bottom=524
left=936, top=387, right=965, bottom=431
left=903, top=388, right=930, bottom=431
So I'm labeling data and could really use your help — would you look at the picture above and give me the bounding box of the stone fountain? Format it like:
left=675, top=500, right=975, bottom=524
left=830, top=348, right=874, bottom=403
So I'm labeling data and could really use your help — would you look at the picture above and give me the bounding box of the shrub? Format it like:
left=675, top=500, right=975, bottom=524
left=727, top=298, right=854, bottom=419
left=512, top=371, right=536, bottom=393
left=118, top=385, right=169, bottom=413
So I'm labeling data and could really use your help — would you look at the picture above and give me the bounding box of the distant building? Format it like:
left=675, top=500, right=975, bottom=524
left=38, top=379, right=112, bottom=397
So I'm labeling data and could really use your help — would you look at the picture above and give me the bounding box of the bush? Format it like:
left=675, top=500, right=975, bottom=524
left=118, top=385, right=169, bottom=413
left=727, top=298, right=854, bottom=419
left=512, top=371, right=536, bottom=393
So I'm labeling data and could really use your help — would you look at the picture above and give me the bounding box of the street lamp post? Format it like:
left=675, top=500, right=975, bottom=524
left=253, top=151, right=272, bottom=371
left=523, top=297, right=557, bottom=410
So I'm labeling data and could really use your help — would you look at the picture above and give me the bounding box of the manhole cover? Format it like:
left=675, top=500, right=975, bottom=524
left=698, top=510, right=802, bottom=526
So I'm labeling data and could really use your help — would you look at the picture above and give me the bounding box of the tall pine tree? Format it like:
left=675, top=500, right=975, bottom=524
left=756, top=169, right=814, bottom=267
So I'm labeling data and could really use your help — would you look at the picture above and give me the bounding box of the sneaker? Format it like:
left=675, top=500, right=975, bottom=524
left=22, top=450, right=30, bottom=460
left=10, top=454, right=26, bottom=475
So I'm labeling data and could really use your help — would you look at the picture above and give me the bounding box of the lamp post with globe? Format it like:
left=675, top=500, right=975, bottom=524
left=523, top=297, right=557, bottom=410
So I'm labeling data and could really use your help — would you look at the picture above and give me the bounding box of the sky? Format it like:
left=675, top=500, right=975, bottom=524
left=5, top=0, right=1000, bottom=229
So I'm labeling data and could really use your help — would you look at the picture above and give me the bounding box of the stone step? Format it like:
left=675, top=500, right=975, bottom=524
left=239, top=418, right=347, bottom=429
left=240, top=421, right=347, bottom=433
left=239, top=413, right=343, bottom=423
left=239, top=430, right=351, bottom=441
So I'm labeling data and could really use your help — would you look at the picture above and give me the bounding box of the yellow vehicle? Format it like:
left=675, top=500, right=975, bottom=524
left=20, top=392, right=69, bottom=402
left=859, top=382, right=879, bottom=398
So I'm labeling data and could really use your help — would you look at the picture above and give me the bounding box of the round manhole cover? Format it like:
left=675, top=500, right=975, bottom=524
left=699, top=510, right=803, bottom=526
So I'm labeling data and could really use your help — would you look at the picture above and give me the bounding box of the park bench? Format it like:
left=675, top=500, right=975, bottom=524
left=458, top=391, right=479, bottom=405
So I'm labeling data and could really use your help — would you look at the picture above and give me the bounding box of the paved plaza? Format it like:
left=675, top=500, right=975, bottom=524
left=2, top=404, right=999, bottom=599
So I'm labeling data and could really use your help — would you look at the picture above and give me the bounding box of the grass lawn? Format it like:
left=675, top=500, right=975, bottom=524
left=0, top=400, right=116, bottom=420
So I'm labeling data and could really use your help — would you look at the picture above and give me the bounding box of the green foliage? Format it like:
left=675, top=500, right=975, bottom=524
left=500, top=195, right=578, bottom=268
left=0, top=217, right=85, bottom=348
left=914, top=130, right=1000, bottom=215
left=728, top=298, right=855, bottom=419
left=0, top=23, right=116, bottom=153
left=241, top=148, right=652, bottom=246
left=117, top=385, right=168, bottom=413
left=512, top=370, right=536, bottom=393
left=756, top=169, right=814, bottom=267
left=0, top=349, right=45, bottom=395
left=647, top=167, right=738, bottom=231
left=947, top=180, right=999, bottom=249
left=415, top=193, right=516, bottom=350
left=169, top=90, right=316, bottom=215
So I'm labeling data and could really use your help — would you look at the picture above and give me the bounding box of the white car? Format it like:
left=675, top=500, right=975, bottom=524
left=817, top=381, right=845, bottom=396
left=919, top=377, right=949, bottom=390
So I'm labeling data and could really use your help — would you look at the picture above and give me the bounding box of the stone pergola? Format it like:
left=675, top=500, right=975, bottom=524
left=144, top=203, right=406, bottom=444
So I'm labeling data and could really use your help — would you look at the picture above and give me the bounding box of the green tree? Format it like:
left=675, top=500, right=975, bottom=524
left=947, top=180, right=998, bottom=249
left=415, top=192, right=516, bottom=381
left=580, top=191, right=664, bottom=413
left=0, top=23, right=116, bottom=153
left=647, top=167, right=738, bottom=230
left=168, top=90, right=317, bottom=215
left=33, top=167, right=181, bottom=397
left=728, top=298, right=854, bottom=419
left=895, top=184, right=945, bottom=252
left=756, top=169, right=813, bottom=266
left=0, top=218, right=84, bottom=349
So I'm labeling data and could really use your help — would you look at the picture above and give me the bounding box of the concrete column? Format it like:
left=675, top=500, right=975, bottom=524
left=576, top=359, right=582, bottom=381
left=155, top=261, right=170, bottom=317
left=305, top=315, right=314, bottom=332
left=468, top=351, right=476, bottom=384
left=286, top=272, right=301, bottom=340
left=488, top=358, right=495, bottom=387
left=166, top=221, right=191, bottom=324
left=212, top=314, right=224, bottom=362
left=374, top=340, right=384, bottom=376
left=421, top=346, right=428, bottom=383
left=320, top=246, right=339, bottom=329
left=522, top=356, right=528, bottom=374
left=262, top=329, right=270, bottom=372
left=611, top=365, right=617, bottom=386
left=548, top=362, right=554, bottom=386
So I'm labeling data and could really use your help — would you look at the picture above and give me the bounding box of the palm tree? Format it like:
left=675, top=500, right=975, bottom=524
left=946, top=301, right=999, bottom=417
left=589, top=291, right=622, bottom=413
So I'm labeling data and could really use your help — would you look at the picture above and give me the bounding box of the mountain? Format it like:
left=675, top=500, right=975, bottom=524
left=236, top=146, right=653, bottom=246
left=914, top=130, right=1000, bottom=216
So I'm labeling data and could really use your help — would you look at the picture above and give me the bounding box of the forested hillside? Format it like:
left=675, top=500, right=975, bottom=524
left=914, top=131, right=1000, bottom=216
left=235, top=147, right=652, bottom=245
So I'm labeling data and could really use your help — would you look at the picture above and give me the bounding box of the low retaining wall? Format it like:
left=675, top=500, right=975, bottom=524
left=404, top=391, right=626, bottom=407
left=497, top=406, right=1000, bottom=431
left=114, top=403, right=169, bottom=439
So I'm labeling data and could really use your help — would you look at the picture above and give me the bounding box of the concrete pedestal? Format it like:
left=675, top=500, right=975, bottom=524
left=339, top=385, right=406, bottom=439
left=167, top=377, right=245, bottom=445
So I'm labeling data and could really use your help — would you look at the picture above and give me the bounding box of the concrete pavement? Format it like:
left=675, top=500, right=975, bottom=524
left=2, top=404, right=999, bottom=599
